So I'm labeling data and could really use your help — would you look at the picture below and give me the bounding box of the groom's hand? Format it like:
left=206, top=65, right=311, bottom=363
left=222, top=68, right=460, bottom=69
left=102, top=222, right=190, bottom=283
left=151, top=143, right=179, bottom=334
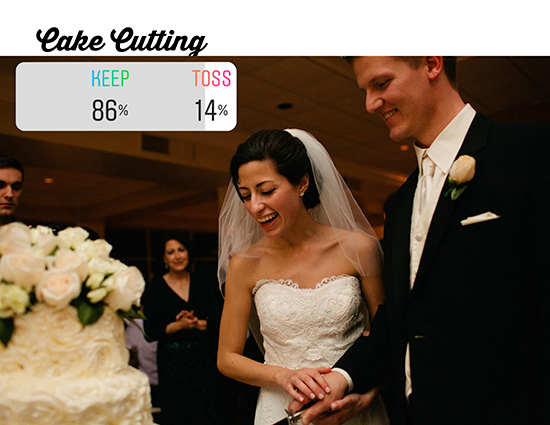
left=288, top=370, right=348, bottom=425
left=310, top=387, right=381, bottom=425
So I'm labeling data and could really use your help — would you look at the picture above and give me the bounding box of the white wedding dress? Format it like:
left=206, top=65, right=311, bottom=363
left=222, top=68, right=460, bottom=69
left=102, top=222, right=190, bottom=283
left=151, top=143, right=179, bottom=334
left=252, top=274, right=389, bottom=425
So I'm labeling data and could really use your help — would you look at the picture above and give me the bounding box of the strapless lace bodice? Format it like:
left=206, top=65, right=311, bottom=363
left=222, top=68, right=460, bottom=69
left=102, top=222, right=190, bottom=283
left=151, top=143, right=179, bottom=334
left=252, top=274, right=388, bottom=425
left=253, top=274, right=365, bottom=369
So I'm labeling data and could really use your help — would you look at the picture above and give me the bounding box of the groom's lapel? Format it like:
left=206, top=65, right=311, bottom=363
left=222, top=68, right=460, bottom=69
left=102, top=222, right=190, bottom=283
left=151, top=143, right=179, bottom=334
left=413, top=114, right=493, bottom=289
left=390, top=172, right=418, bottom=310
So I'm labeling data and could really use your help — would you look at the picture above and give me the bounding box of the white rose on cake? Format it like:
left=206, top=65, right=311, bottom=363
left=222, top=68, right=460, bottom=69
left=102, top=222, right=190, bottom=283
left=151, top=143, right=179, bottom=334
left=87, top=287, right=109, bottom=303
left=76, top=239, right=113, bottom=260
left=47, top=249, right=89, bottom=281
left=0, top=222, right=33, bottom=255
left=0, top=222, right=32, bottom=245
left=0, top=283, right=30, bottom=318
left=30, top=225, right=54, bottom=244
left=86, top=272, right=105, bottom=290
left=57, top=227, right=89, bottom=250
left=103, top=266, right=145, bottom=312
left=30, top=226, right=62, bottom=257
left=84, top=257, right=132, bottom=304
left=35, top=271, right=82, bottom=308
left=87, top=256, right=126, bottom=278
left=0, top=223, right=147, bottom=346
left=0, top=252, right=46, bottom=291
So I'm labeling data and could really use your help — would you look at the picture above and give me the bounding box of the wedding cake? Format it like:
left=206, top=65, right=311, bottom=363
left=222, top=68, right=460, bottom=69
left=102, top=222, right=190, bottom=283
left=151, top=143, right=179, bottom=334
left=0, top=223, right=154, bottom=425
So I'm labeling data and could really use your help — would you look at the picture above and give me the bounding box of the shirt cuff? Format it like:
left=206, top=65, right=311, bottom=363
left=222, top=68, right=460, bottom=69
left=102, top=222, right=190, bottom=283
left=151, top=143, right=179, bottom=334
left=331, top=368, right=354, bottom=393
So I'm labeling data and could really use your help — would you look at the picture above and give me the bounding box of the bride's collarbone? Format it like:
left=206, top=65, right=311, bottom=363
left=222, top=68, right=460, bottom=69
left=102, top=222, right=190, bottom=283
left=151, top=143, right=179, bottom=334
left=268, top=239, right=341, bottom=261
left=251, top=241, right=355, bottom=287
left=271, top=247, right=348, bottom=270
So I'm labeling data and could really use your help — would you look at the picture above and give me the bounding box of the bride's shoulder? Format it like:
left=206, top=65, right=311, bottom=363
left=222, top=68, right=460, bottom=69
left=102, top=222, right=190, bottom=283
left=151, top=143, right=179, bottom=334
left=226, top=255, right=259, bottom=293
left=331, top=227, right=381, bottom=255
left=228, top=250, right=259, bottom=270
left=227, top=241, right=265, bottom=276
left=232, top=238, right=268, bottom=261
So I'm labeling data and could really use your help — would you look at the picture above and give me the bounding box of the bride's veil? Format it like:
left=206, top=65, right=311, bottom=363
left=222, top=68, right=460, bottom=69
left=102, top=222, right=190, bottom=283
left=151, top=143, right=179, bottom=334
left=217, top=129, right=383, bottom=351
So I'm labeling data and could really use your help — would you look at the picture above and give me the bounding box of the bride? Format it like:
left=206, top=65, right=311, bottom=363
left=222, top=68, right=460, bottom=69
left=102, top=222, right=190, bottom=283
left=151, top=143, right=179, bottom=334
left=217, top=129, right=389, bottom=425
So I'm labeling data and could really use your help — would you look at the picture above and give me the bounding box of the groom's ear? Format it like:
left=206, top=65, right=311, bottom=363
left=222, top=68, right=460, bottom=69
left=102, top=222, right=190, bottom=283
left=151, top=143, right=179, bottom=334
left=425, top=56, right=444, bottom=81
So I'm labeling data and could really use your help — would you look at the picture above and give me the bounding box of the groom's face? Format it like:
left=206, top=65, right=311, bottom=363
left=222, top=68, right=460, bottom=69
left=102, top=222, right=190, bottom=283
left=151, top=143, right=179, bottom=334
left=353, top=56, right=434, bottom=143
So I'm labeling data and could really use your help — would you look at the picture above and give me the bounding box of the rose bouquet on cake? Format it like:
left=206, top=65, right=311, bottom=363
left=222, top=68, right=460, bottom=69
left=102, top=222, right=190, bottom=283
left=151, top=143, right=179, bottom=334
left=0, top=222, right=145, bottom=346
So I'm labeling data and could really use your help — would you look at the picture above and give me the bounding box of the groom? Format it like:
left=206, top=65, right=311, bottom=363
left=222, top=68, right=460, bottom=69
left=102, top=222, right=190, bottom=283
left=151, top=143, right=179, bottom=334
left=295, top=56, right=549, bottom=425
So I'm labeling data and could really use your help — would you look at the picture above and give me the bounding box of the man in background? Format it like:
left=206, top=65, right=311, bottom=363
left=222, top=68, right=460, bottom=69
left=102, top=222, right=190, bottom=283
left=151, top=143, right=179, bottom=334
left=0, top=155, right=24, bottom=226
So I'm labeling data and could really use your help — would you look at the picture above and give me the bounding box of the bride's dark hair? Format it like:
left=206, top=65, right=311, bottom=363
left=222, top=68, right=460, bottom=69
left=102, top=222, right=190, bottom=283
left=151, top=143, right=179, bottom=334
left=230, top=129, right=321, bottom=209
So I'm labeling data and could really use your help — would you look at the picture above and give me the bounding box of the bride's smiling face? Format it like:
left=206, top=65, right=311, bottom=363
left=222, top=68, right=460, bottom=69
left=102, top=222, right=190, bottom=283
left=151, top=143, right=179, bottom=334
left=238, top=160, right=307, bottom=238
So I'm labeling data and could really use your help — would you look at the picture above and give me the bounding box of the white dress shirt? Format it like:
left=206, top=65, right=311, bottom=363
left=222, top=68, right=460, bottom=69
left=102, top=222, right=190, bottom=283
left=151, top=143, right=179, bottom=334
left=405, top=103, right=476, bottom=398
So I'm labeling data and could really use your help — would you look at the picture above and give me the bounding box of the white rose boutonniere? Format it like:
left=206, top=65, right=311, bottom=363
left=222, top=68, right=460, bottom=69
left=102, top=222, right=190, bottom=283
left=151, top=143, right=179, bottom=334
left=445, top=155, right=476, bottom=200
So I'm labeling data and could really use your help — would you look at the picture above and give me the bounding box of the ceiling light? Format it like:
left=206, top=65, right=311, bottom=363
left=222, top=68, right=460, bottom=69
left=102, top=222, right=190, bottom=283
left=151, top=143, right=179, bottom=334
left=277, top=102, right=293, bottom=110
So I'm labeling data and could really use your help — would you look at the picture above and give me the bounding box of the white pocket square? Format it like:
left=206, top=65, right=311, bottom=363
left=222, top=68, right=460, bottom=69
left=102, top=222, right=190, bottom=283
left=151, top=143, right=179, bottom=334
left=460, top=212, right=501, bottom=226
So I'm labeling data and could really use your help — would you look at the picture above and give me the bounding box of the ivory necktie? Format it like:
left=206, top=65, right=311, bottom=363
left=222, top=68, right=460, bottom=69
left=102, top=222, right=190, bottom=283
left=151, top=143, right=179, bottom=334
left=419, top=154, right=435, bottom=213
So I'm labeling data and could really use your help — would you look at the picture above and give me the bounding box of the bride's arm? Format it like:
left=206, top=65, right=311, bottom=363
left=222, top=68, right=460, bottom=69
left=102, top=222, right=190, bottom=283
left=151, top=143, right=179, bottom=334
left=356, top=232, right=386, bottom=319
left=217, top=256, right=331, bottom=403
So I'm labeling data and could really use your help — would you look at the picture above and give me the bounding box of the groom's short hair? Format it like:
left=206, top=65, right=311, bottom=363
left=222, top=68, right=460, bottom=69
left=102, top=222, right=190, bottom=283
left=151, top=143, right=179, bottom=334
left=344, top=56, right=458, bottom=88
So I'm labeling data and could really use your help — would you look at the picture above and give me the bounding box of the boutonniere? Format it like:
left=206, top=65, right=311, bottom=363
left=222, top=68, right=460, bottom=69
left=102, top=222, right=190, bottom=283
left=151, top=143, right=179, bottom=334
left=444, top=155, right=476, bottom=200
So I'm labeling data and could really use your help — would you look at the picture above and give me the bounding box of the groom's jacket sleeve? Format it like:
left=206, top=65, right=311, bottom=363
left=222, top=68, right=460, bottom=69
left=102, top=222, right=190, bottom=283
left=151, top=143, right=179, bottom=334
left=527, top=122, right=550, bottom=419
left=333, top=302, right=391, bottom=394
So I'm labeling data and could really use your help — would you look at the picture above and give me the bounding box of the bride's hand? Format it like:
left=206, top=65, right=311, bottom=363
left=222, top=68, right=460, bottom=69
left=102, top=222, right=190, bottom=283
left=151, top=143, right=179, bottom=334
left=276, top=367, right=332, bottom=403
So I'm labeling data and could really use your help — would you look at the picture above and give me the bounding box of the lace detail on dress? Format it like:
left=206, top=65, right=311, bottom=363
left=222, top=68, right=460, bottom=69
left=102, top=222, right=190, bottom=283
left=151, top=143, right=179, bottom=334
left=253, top=278, right=300, bottom=293
left=252, top=274, right=388, bottom=425
left=315, top=274, right=352, bottom=288
left=253, top=274, right=353, bottom=294
left=254, top=274, right=363, bottom=369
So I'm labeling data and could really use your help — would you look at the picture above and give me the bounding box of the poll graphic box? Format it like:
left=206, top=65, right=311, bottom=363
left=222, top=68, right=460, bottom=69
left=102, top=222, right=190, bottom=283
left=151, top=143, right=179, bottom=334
left=16, top=62, right=236, bottom=131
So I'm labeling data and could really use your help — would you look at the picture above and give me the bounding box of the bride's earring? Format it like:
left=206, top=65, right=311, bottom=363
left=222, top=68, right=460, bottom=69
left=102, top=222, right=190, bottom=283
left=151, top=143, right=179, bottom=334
left=300, top=192, right=304, bottom=197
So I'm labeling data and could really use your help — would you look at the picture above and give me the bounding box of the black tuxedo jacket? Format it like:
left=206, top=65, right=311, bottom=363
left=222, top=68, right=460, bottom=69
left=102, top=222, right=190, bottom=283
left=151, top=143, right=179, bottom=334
left=336, top=114, right=550, bottom=425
